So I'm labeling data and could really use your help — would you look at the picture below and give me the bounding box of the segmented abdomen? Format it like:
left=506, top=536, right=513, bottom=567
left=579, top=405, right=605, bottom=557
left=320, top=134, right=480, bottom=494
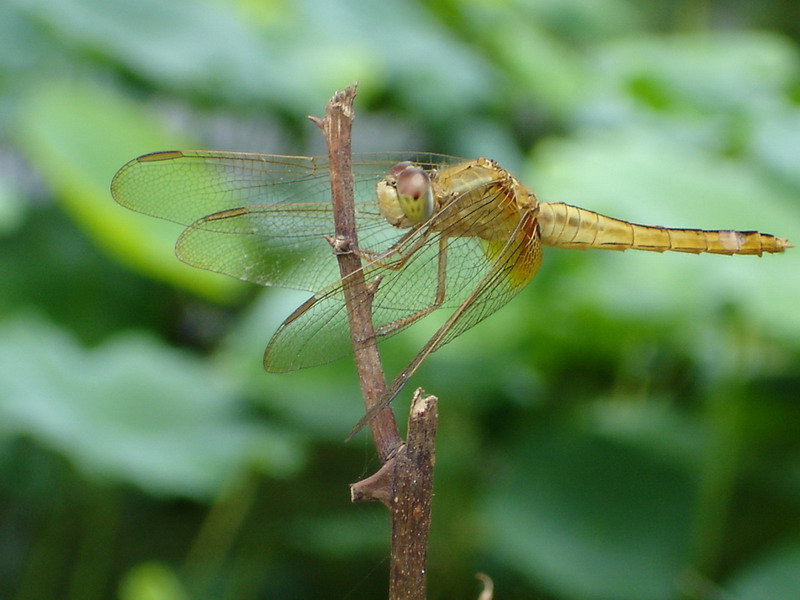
left=537, top=202, right=790, bottom=256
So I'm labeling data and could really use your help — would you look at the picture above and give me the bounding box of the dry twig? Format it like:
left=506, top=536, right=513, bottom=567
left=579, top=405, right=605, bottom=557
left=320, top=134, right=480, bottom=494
left=311, top=84, right=439, bottom=600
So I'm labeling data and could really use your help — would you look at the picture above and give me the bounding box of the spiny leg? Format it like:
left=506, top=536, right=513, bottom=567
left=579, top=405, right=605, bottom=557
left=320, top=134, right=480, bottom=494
left=355, top=224, right=431, bottom=270
left=374, top=236, right=450, bottom=339
left=346, top=212, right=542, bottom=440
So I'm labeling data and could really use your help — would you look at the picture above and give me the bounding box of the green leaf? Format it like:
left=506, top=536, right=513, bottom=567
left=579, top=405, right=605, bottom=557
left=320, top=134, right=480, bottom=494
left=119, top=562, right=188, bottom=600
left=727, top=540, right=800, bottom=600
left=17, top=0, right=497, bottom=118
left=0, top=172, right=26, bottom=236
left=290, top=511, right=389, bottom=558
left=16, top=81, right=243, bottom=302
left=215, top=289, right=366, bottom=438
left=592, top=32, right=799, bottom=116
left=484, top=428, right=695, bottom=600
left=17, top=0, right=286, bottom=105
left=458, top=2, right=588, bottom=117
left=0, top=313, right=306, bottom=499
left=750, top=106, right=800, bottom=189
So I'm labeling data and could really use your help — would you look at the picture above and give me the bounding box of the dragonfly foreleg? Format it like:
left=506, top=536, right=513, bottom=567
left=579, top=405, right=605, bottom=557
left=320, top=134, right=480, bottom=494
left=355, top=224, right=435, bottom=271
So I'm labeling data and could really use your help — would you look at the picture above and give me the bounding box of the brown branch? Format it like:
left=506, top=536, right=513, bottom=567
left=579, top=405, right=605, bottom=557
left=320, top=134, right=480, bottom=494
left=387, top=389, right=438, bottom=600
left=312, top=86, right=439, bottom=600
left=349, top=388, right=438, bottom=600
left=309, top=84, right=402, bottom=461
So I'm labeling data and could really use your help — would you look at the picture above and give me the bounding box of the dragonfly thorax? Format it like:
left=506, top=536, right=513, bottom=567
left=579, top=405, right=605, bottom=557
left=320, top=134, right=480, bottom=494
left=377, top=162, right=435, bottom=228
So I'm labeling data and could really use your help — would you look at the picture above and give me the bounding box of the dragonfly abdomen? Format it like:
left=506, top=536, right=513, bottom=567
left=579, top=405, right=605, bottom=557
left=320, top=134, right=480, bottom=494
left=538, top=202, right=791, bottom=256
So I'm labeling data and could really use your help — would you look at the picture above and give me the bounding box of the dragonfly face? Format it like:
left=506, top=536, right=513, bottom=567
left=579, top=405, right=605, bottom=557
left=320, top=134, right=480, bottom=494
left=377, top=162, right=436, bottom=227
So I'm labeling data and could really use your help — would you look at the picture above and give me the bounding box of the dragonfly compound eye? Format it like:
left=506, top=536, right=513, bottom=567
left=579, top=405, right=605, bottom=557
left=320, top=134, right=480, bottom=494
left=395, top=166, right=434, bottom=224
left=377, top=163, right=434, bottom=228
left=388, top=161, right=415, bottom=178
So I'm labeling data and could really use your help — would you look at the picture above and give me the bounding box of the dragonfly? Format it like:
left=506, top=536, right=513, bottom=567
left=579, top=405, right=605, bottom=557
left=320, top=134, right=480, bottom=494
left=112, top=151, right=791, bottom=433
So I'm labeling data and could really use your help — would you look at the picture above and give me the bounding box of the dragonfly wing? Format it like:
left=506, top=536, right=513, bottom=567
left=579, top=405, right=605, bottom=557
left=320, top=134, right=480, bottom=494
left=264, top=283, right=352, bottom=372
left=262, top=218, right=487, bottom=372
left=111, top=151, right=467, bottom=227
left=265, top=178, right=543, bottom=374
left=112, top=151, right=469, bottom=290
left=177, top=203, right=350, bottom=292
left=432, top=210, right=542, bottom=351
left=347, top=207, right=543, bottom=438
left=111, top=151, right=332, bottom=225
left=376, top=170, right=544, bottom=353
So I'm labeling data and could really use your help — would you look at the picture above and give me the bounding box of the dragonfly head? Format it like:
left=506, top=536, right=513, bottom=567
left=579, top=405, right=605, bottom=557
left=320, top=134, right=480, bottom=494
left=377, top=162, right=434, bottom=228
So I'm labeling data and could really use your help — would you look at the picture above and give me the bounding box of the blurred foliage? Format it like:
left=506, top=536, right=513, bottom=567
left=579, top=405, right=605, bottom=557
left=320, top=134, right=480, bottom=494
left=1, top=0, right=799, bottom=599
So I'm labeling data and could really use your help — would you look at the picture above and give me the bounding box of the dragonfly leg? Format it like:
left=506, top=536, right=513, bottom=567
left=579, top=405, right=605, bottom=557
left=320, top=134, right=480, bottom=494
left=374, top=236, right=449, bottom=339
left=356, top=225, right=433, bottom=271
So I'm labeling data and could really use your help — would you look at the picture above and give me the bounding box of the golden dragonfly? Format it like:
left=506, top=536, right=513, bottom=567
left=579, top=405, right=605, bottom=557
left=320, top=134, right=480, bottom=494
left=112, top=151, right=790, bottom=429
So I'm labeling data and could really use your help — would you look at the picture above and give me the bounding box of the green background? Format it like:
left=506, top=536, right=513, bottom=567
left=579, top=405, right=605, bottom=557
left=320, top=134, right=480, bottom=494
left=1, top=0, right=799, bottom=598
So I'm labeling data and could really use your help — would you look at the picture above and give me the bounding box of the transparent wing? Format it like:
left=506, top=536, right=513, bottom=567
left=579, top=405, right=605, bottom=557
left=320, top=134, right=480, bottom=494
left=175, top=204, right=347, bottom=293
left=424, top=211, right=542, bottom=352
left=111, top=151, right=332, bottom=226
left=348, top=208, right=543, bottom=438
left=111, top=150, right=464, bottom=225
left=111, top=150, right=465, bottom=293
left=264, top=179, right=542, bottom=372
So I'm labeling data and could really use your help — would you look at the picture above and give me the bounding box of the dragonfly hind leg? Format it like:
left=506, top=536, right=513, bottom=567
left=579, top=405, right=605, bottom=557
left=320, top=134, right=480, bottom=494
left=373, top=236, right=449, bottom=340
